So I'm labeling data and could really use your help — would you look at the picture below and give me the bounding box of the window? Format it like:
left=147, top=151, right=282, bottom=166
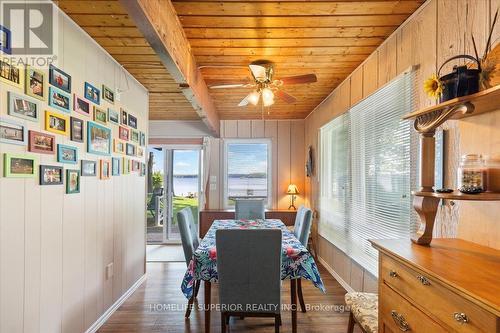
left=223, top=139, right=272, bottom=208
left=319, top=71, right=417, bottom=276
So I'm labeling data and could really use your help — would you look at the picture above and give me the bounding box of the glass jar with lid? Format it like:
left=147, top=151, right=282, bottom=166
left=484, top=155, right=500, bottom=193
left=458, top=154, right=485, bottom=194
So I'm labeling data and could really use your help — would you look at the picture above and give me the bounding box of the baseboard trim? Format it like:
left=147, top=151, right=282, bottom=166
left=85, top=274, right=147, bottom=333
left=318, top=256, right=355, bottom=293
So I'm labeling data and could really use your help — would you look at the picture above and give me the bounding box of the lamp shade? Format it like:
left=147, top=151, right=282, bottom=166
left=286, top=184, right=299, bottom=195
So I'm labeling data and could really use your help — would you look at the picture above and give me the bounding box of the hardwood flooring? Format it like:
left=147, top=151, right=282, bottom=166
left=97, top=262, right=362, bottom=333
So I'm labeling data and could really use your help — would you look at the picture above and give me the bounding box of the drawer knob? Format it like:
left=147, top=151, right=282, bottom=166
left=389, top=270, right=398, bottom=278
left=453, top=312, right=469, bottom=324
left=391, top=310, right=411, bottom=331
left=416, top=275, right=431, bottom=286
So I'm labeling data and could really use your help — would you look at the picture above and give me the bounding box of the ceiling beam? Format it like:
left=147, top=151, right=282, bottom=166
left=120, top=0, right=220, bottom=136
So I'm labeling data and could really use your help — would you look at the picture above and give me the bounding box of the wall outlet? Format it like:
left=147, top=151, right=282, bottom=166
left=106, top=263, right=114, bottom=280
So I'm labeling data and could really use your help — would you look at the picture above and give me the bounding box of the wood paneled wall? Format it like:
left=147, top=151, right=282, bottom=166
left=207, top=119, right=305, bottom=210
left=305, top=0, right=500, bottom=290
left=0, top=9, right=148, bottom=333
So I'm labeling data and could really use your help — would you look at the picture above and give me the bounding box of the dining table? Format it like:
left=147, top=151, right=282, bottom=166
left=181, top=219, right=326, bottom=333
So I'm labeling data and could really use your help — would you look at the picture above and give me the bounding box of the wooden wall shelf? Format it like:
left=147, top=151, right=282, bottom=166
left=413, top=191, right=500, bottom=201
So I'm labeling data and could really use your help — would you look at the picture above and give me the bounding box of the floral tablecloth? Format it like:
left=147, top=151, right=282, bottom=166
left=181, top=219, right=326, bottom=299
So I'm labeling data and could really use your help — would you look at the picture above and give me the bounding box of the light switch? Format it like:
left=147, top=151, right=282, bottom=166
left=106, top=263, right=114, bottom=280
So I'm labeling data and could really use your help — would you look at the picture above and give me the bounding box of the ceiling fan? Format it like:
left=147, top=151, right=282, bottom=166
left=208, top=60, right=317, bottom=107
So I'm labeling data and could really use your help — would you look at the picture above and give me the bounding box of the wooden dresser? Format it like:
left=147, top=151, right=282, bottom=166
left=371, top=239, right=500, bottom=333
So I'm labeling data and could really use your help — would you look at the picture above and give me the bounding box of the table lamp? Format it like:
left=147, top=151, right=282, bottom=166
left=286, top=184, right=299, bottom=210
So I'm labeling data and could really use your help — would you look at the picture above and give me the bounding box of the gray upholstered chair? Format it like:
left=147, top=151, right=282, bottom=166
left=177, top=207, right=201, bottom=318
left=234, top=198, right=265, bottom=220
left=292, top=206, right=313, bottom=313
left=216, top=229, right=282, bottom=333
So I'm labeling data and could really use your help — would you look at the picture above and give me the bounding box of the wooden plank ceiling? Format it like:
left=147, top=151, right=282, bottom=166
left=172, top=0, right=424, bottom=119
left=55, top=0, right=199, bottom=120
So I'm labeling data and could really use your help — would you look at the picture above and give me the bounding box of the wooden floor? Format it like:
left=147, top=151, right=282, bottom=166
left=97, top=262, right=362, bottom=333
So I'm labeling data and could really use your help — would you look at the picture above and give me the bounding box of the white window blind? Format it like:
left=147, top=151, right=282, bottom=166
left=319, top=71, right=417, bottom=276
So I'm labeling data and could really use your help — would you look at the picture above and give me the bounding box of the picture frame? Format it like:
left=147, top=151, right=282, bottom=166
left=122, top=157, right=129, bottom=174
left=70, top=117, right=84, bottom=142
left=131, top=129, right=140, bottom=143
left=108, top=108, right=119, bottom=125
left=93, top=106, right=107, bottom=125
left=119, top=126, right=129, bottom=141
left=0, top=58, right=23, bottom=89
left=113, top=139, right=125, bottom=154
left=3, top=153, right=38, bottom=178
left=128, top=114, right=137, bottom=129
left=0, top=116, right=27, bottom=145
left=137, top=147, right=144, bottom=158
left=87, top=121, right=111, bottom=156
left=84, top=82, right=100, bottom=104
left=81, top=160, right=97, bottom=177
left=29, top=130, right=55, bottom=154
left=25, top=65, right=46, bottom=101
left=120, top=108, right=128, bottom=126
left=39, top=165, right=63, bottom=185
left=132, top=160, right=140, bottom=172
left=8, top=91, right=40, bottom=122
left=100, top=160, right=110, bottom=180
left=140, top=131, right=146, bottom=146
left=112, top=157, right=120, bottom=176
left=102, top=85, right=114, bottom=104
left=49, top=86, right=71, bottom=113
left=0, top=25, right=12, bottom=54
left=73, top=95, right=91, bottom=117
left=140, top=163, right=146, bottom=176
left=126, top=143, right=136, bottom=156
left=45, top=110, right=69, bottom=136
left=49, top=64, right=71, bottom=93
left=57, top=144, right=78, bottom=164
left=66, top=169, right=80, bottom=194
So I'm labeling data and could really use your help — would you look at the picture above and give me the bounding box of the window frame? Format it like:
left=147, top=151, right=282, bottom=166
left=222, top=138, right=273, bottom=209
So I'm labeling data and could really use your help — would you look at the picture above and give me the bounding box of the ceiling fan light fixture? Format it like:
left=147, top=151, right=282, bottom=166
left=262, top=87, right=275, bottom=107
left=247, top=90, right=260, bottom=105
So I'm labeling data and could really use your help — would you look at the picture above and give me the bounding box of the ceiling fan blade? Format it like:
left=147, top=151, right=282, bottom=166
left=238, top=97, right=249, bottom=107
left=209, top=84, right=247, bottom=89
left=279, top=74, right=317, bottom=85
left=275, top=90, right=297, bottom=104
left=249, top=64, right=267, bottom=81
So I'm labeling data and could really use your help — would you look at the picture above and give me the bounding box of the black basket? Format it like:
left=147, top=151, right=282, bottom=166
left=438, top=55, right=481, bottom=103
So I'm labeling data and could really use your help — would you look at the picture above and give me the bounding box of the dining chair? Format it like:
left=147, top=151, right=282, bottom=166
left=292, top=206, right=313, bottom=313
left=234, top=198, right=265, bottom=220
left=177, top=207, right=201, bottom=318
left=216, top=229, right=282, bottom=333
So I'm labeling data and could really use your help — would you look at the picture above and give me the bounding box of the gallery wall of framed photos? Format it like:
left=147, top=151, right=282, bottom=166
left=0, top=9, right=149, bottom=333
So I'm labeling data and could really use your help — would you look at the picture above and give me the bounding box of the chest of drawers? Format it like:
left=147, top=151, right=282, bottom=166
left=371, top=239, right=500, bottom=332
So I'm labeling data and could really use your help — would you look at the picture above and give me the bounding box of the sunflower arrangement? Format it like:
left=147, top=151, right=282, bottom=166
left=423, top=74, right=444, bottom=99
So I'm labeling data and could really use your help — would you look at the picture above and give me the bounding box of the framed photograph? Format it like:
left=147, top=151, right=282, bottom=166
left=140, top=131, right=146, bottom=146
left=140, top=163, right=146, bottom=176
left=100, top=160, right=110, bottom=180
left=102, top=85, right=114, bottom=104
left=74, top=95, right=90, bottom=117
left=3, top=153, right=37, bottom=178
left=39, top=165, right=63, bottom=185
left=29, top=130, right=55, bottom=154
left=87, top=121, right=111, bottom=156
left=0, top=58, right=23, bottom=89
left=0, top=25, right=12, bottom=54
left=57, top=144, right=78, bottom=164
left=25, top=66, right=46, bottom=100
left=0, top=117, right=27, bottom=145
left=84, top=82, right=100, bottom=104
left=8, top=91, right=40, bottom=122
left=49, top=65, right=71, bottom=93
left=122, top=157, right=129, bottom=174
left=49, top=86, right=71, bottom=113
left=126, top=143, right=136, bottom=156
left=81, top=160, right=97, bottom=177
left=120, top=108, right=127, bottom=126
left=128, top=114, right=137, bottom=129
left=119, top=126, right=129, bottom=141
left=131, top=129, right=140, bottom=143
left=132, top=160, right=140, bottom=172
left=70, top=117, right=84, bottom=142
left=137, top=147, right=144, bottom=158
left=45, top=110, right=69, bottom=136
left=93, top=106, right=107, bottom=125
left=112, top=157, right=120, bottom=176
left=108, top=108, right=119, bottom=125
left=113, top=139, right=125, bottom=154
left=66, top=169, right=80, bottom=194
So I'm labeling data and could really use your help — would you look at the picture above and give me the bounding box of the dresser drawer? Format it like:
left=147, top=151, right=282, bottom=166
left=381, top=254, right=497, bottom=333
left=380, top=284, right=445, bottom=333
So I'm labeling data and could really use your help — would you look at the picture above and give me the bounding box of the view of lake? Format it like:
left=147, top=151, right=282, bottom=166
left=172, top=176, right=267, bottom=197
